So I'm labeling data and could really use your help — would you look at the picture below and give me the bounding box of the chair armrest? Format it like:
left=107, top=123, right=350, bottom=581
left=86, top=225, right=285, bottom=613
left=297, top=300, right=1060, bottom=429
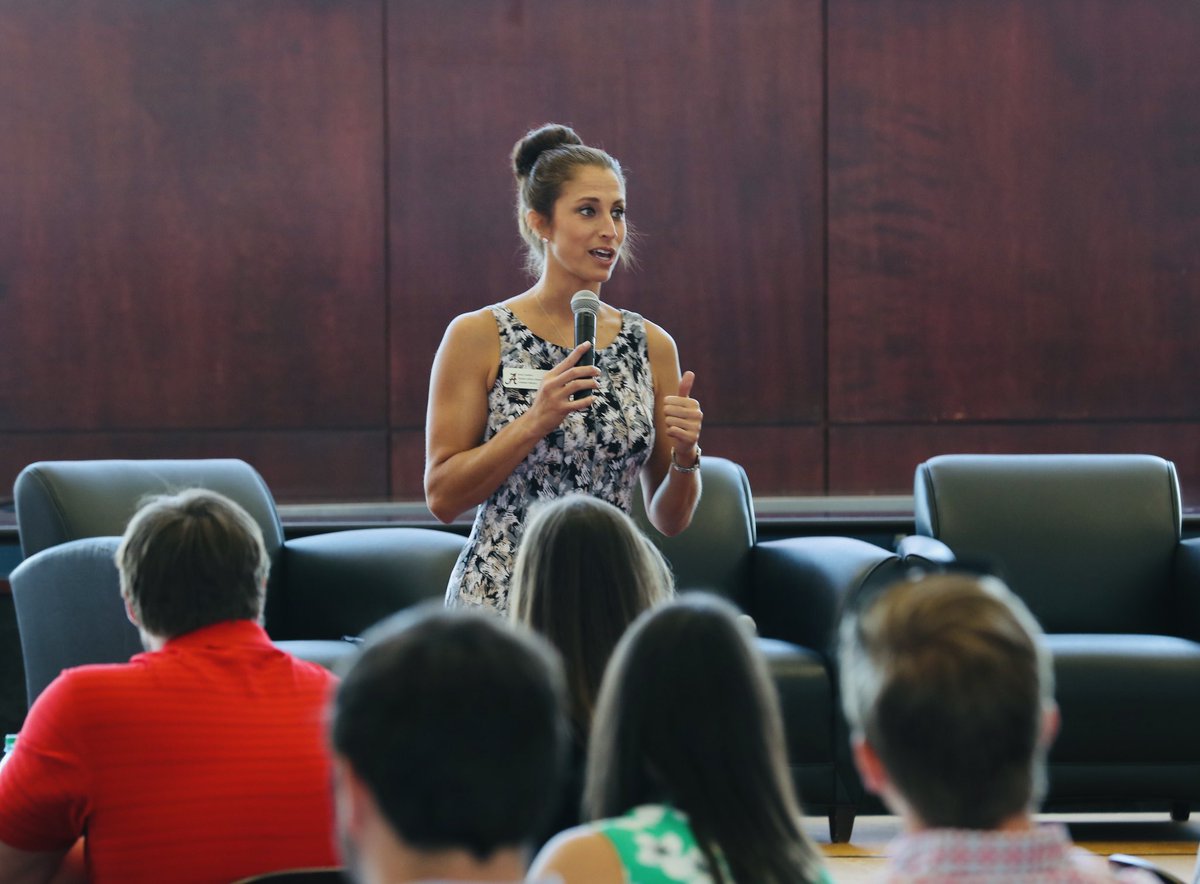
left=751, top=537, right=902, bottom=652
left=896, top=534, right=956, bottom=567
left=277, top=528, right=466, bottom=641
left=1171, top=537, right=1200, bottom=641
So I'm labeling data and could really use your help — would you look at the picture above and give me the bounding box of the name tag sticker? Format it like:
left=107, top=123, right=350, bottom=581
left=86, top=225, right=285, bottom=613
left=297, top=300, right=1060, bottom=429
left=502, top=366, right=547, bottom=390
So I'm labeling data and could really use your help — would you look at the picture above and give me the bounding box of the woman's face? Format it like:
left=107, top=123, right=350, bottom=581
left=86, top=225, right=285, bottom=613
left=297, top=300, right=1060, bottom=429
left=538, top=165, right=626, bottom=286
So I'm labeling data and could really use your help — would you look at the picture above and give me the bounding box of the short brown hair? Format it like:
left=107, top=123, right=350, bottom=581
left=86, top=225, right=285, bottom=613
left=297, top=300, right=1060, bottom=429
left=839, top=572, right=1054, bottom=829
left=116, top=488, right=269, bottom=639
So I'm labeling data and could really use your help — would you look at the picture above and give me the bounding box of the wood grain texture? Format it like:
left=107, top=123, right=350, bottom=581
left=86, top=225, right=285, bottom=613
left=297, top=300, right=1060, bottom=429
left=2, top=0, right=1199, bottom=505
left=0, top=431, right=388, bottom=504
left=699, top=426, right=826, bottom=497
left=389, top=428, right=428, bottom=501
left=386, top=0, right=826, bottom=430
left=827, top=0, right=1200, bottom=423
left=0, top=0, right=386, bottom=431
left=830, top=422, right=1200, bottom=497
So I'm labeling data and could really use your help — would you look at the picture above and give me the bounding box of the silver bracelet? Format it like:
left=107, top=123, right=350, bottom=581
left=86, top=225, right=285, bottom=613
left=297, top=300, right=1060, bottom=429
left=671, top=446, right=701, bottom=473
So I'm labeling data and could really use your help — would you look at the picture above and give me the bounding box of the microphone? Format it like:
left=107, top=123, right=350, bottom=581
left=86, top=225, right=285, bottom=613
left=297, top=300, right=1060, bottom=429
left=571, top=290, right=600, bottom=401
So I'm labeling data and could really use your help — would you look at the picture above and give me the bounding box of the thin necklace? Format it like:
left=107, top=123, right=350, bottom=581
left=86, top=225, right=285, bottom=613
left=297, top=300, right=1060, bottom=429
left=535, top=291, right=571, bottom=345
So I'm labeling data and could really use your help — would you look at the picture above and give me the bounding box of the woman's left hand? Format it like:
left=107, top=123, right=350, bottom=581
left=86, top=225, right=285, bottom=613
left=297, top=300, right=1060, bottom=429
left=664, top=370, right=703, bottom=468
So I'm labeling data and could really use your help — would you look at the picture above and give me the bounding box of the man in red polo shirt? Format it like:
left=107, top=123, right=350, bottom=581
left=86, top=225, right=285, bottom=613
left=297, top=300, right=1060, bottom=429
left=0, top=489, right=339, bottom=883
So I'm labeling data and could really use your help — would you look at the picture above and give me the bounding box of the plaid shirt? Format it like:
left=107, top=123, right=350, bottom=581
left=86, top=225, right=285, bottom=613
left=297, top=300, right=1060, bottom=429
left=879, top=824, right=1160, bottom=883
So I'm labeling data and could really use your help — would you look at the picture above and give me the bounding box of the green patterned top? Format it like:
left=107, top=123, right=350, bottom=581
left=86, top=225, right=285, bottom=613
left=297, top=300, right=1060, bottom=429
left=593, top=803, right=831, bottom=884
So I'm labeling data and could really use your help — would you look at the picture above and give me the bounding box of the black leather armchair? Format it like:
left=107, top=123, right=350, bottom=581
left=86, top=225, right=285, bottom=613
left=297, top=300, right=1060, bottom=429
left=910, top=454, right=1200, bottom=820
left=10, top=459, right=467, bottom=702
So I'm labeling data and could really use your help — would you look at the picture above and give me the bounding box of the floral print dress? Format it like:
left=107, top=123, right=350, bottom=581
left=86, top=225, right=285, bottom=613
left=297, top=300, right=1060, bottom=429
left=444, top=304, right=655, bottom=613
left=595, top=805, right=726, bottom=883
left=596, top=804, right=834, bottom=884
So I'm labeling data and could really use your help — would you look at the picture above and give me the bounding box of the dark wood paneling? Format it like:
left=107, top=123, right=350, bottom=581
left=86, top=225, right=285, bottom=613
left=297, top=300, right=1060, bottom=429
left=830, top=422, right=1200, bottom=500
left=828, top=0, right=1200, bottom=423
left=699, top=426, right=826, bottom=498
left=389, top=429, right=427, bottom=501
left=0, top=0, right=386, bottom=431
left=0, top=431, right=388, bottom=504
left=386, top=0, right=826, bottom=429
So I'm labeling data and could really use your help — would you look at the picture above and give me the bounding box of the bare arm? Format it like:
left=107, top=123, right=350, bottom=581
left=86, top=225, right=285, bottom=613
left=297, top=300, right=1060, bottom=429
left=640, top=321, right=703, bottom=537
left=424, top=310, right=600, bottom=523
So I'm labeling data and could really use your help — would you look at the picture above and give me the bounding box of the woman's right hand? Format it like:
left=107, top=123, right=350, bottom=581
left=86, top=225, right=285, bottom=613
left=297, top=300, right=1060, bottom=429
left=524, top=342, right=601, bottom=436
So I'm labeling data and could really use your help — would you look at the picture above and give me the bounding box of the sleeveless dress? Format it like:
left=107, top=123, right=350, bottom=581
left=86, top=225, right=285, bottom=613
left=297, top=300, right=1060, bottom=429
left=444, top=304, right=656, bottom=613
left=595, top=804, right=728, bottom=884
left=595, top=804, right=833, bottom=884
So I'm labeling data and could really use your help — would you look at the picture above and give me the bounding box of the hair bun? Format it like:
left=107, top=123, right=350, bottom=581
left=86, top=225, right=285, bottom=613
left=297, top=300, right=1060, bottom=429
left=512, top=124, right=584, bottom=179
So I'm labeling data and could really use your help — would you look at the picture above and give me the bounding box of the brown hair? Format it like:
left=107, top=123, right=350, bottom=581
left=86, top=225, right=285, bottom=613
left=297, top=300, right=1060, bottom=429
left=585, top=595, right=827, bottom=884
left=838, top=572, right=1054, bottom=829
left=512, top=123, right=629, bottom=277
left=116, top=488, right=268, bottom=639
left=509, top=494, right=673, bottom=739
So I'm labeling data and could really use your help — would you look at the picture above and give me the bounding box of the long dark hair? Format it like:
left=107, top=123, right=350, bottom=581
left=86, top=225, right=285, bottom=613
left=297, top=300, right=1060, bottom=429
left=584, top=594, right=826, bottom=884
left=510, top=494, right=673, bottom=739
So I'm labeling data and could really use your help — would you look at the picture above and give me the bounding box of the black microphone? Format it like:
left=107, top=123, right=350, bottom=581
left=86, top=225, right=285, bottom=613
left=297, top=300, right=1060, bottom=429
left=571, top=290, right=600, bottom=401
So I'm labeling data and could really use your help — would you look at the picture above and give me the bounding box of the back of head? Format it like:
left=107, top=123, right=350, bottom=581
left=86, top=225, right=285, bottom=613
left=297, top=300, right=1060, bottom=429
left=838, top=572, right=1053, bottom=829
left=512, top=123, right=627, bottom=276
left=331, top=603, right=568, bottom=860
left=510, top=494, right=673, bottom=738
left=585, top=594, right=824, bottom=884
left=116, top=488, right=268, bottom=639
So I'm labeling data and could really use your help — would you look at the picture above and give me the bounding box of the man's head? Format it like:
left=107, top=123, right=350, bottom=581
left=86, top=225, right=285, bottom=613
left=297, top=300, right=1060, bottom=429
left=116, top=488, right=269, bottom=641
left=839, top=571, right=1057, bottom=830
left=330, top=604, right=567, bottom=878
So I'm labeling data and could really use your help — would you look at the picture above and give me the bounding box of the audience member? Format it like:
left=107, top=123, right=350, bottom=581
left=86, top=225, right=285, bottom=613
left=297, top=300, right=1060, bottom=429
left=330, top=603, right=568, bottom=884
left=0, top=489, right=339, bottom=884
left=510, top=493, right=674, bottom=740
left=530, top=594, right=831, bottom=884
left=838, top=571, right=1156, bottom=883
left=510, top=493, right=674, bottom=845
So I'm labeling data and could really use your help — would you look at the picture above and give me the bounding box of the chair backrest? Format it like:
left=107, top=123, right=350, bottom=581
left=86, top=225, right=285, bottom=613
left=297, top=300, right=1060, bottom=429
left=8, top=536, right=141, bottom=706
left=631, top=455, right=756, bottom=606
left=14, top=459, right=285, bottom=560
left=914, top=454, right=1181, bottom=633
left=280, top=527, right=468, bottom=640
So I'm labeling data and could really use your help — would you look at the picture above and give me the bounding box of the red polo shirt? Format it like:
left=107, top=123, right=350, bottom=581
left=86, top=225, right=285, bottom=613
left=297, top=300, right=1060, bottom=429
left=0, top=620, right=338, bottom=883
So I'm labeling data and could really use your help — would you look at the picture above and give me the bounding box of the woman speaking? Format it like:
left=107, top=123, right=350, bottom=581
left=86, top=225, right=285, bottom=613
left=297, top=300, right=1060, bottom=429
left=424, top=124, right=703, bottom=613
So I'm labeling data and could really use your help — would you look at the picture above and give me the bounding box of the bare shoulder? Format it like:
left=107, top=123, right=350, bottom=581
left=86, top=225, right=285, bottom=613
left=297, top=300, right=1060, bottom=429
left=639, top=317, right=681, bottom=378
left=441, top=306, right=500, bottom=349
left=527, top=826, right=625, bottom=884
left=432, top=307, right=501, bottom=379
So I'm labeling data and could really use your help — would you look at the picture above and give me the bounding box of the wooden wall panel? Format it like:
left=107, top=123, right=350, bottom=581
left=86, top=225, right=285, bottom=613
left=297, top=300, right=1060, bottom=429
left=830, top=423, right=1200, bottom=497
left=827, top=0, right=1200, bottom=424
left=389, top=429, right=427, bottom=501
left=697, top=426, right=826, bottom=497
left=386, top=0, right=827, bottom=437
left=0, top=0, right=386, bottom=433
left=0, top=432, right=389, bottom=504
left=2, top=1, right=1198, bottom=507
